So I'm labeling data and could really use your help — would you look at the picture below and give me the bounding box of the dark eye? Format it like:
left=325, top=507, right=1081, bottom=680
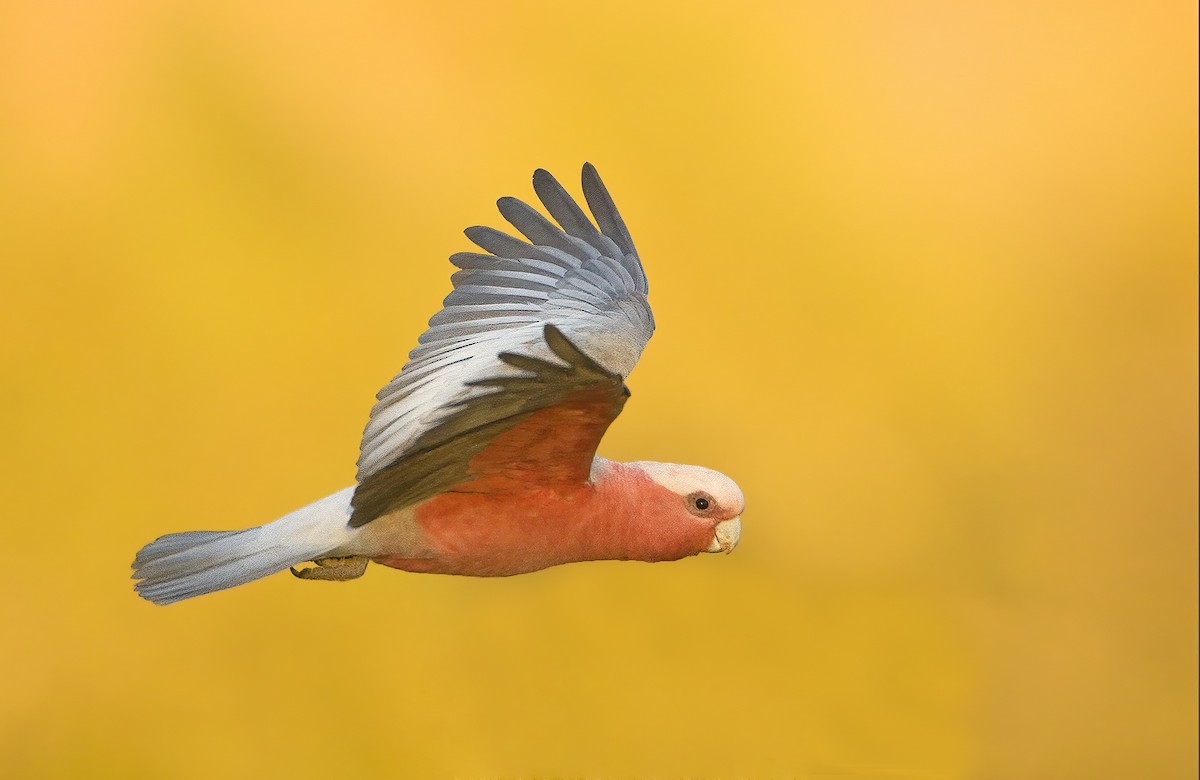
left=687, top=492, right=715, bottom=516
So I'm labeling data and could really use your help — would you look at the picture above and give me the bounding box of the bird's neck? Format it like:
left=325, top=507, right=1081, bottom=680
left=583, top=459, right=706, bottom=563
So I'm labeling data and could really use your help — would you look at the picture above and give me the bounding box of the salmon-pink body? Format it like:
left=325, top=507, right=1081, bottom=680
left=370, top=462, right=714, bottom=577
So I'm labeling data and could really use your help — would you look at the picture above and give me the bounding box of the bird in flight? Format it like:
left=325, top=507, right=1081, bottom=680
left=132, top=164, right=744, bottom=605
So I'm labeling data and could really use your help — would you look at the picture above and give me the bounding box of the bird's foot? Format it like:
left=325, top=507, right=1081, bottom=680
left=290, top=556, right=369, bottom=581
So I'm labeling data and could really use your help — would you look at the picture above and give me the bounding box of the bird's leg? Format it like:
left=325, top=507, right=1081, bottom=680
left=290, top=556, right=369, bottom=581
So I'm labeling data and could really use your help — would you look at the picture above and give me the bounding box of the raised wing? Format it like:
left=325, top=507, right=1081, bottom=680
left=351, top=164, right=654, bottom=525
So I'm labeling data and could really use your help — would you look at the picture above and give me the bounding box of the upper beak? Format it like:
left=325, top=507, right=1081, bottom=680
left=706, top=516, right=742, bottom=554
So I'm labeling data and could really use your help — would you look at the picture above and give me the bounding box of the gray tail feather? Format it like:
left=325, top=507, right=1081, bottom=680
left=132, top=528, right=320, bottom=605
left=131, top=488, right=357, bottom=605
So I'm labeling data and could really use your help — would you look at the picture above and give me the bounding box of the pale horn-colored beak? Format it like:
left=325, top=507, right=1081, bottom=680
left=706, top=516, right=742, bottom=554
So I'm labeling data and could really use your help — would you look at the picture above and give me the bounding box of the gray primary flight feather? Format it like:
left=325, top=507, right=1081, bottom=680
left=352, top=165, right=655, bottom=521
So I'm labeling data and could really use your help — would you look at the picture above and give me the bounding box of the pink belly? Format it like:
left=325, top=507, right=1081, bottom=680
left=372, top=487, right=601, bottom=577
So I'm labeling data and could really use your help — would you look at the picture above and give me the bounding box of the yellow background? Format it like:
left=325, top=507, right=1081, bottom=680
left=1, top=2, right=1195, bottom=777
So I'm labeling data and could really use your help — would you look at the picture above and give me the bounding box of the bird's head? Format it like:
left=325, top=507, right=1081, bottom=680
left=627, top=461, right=744, bottom=557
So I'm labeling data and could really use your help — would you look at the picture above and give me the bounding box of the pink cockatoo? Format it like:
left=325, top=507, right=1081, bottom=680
left=132, top=164, right=744, bottom=605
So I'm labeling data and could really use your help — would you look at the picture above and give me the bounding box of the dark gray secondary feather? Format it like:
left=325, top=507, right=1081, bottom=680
left=351, top=324, right=629, bottom=525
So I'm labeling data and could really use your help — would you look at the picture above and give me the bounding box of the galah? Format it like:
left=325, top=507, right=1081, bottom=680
left=132, top=164, right=744, bottom=605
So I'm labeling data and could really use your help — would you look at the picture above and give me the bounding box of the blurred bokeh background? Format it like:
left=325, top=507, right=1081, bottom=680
left=1, top=1, right=1195, bottom=777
